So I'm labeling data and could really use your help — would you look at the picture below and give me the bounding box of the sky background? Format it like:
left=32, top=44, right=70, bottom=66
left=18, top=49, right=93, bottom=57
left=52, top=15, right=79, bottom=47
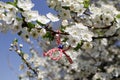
left=0, top=0, right=56, bottom=80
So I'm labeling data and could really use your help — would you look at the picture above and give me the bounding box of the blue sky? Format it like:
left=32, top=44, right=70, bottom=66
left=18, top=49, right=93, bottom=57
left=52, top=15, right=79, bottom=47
left=0, top=0, right=55, bottom=80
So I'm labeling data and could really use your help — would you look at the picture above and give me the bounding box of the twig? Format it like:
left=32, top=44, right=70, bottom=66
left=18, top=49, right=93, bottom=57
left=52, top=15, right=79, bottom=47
left=14, top=45, right=38, bottom=76
left=92, top=33, right=118, bottom=40
left=44, top=25, right=69, bottom=35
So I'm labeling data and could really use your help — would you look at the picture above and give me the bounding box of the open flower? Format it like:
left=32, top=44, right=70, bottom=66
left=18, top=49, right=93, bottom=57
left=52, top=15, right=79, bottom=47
left=22, top=10, right=39, bottom=22
left=17, top=0, right=34, bottom=11
left=46, top=13, right=59, bottom=22
left=37, top=15, right=50, bottom=24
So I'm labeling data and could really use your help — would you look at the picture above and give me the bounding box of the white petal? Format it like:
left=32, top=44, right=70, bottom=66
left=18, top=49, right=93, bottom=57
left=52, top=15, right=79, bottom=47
left=46, top=13, right=59, bottom=22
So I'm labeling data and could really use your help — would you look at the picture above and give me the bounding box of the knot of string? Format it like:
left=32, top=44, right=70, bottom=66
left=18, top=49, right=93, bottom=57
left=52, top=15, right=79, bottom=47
left=43, top=30, right=73, bottom=64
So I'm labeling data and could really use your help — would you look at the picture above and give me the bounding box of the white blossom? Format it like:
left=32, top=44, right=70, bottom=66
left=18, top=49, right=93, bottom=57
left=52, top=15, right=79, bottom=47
left=22, top=10, right=39, bottom=22
left=23, top=54, right=29, bottom=60
left=37, top=15, right=50, bottom=24
left=102, top=13, right=114, bottom=26
left=46, top=13, right=59, bottom=22
left=2, top=11, right=16, bottom=24
left=17, top=50, right=21, bottom=54
left=47, top=0, right=58, bottom=9
left=30, top=29, right=39, bottom=39
left=17, top=0, right=34, bottom=11
left=60, top=0, right=73, bottom=7
left=62, top=19, right=68, bottom=26
left=101, top=38, right=108, bottom=46
left=59, top=9, right=71, bottom=19
left=19, top=44, right=23, bottom=48
left=82, top=42, right=93, bottom=50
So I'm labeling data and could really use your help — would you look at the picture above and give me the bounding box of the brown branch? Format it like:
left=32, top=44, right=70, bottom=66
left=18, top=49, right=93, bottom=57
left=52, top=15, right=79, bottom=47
left=18, top=53, right=38, bottom=76
left=92, top=33, right=119, bottom=40
left=14, top=45, right=38, bottom=76
left=92, top=26, right=111, bottom=29
left=86, top=52, right=97, bottom=62
left=44, top=25, right=69, bottom=35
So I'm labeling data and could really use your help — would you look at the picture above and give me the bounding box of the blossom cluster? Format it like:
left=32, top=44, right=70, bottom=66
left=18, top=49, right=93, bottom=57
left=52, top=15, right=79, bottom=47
left=0, top=0, right=120, bottom=80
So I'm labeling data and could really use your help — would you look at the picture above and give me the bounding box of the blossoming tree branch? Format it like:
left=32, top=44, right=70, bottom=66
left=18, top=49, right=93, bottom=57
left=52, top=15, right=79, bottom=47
left=0, top=0, right=120, bottom=80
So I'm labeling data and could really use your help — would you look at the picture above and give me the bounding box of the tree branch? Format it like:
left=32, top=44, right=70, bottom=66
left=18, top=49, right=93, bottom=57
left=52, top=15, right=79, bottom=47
left=14, top=45, right=38, bottom=76
left=92, top=33, right=119, bottom=40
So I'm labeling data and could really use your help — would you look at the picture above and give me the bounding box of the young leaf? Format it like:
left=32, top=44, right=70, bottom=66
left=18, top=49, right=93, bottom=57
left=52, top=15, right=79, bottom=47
left=27, top=22, right=35, bottom=29
left=36, top=20, right=46, bottom=26
left=116, top=14, right=120, bottom=18
left=74, top=42, right=82, bottom=51
left=83, top=0, right=90, bottom=8
left=43, top=32, right=54, bottom=41
left=6, top=2, right=15, bottom=6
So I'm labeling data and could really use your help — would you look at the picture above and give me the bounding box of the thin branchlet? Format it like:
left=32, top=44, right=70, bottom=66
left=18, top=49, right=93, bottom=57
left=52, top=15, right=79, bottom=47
left=14, top=44, right=38, bottom=76
left=93, top=33, right=119, bottom=40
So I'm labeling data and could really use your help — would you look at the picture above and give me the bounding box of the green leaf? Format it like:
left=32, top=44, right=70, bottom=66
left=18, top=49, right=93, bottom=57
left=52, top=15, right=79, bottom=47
left=36, top=20, right=46, bottom=26
left=20, top=51, right=24, bottom=56
left=14, top=38, right=18, bottom=42
left=43, top=32, right=54, bottom=41
left=6, top=0, right=18, bottom=7
left=17, top=31, right=22, bottom=36
left=83, top=0, right=90, bottom=8
left=62, top=37, right=68, bottom=42
left=116, top=14, right=120, bottom=18
left=74, top=42, right=82, bottom=51
left=60, top=26, right=66, bottom=32
left=14, top=0, right=18, bottom=4
left=13, top=0, right=18, bottom=6
left=13, top=38, right=18, bottom=44
left=27, top=22, right=35, bottom=32
left=62, top=6, right=70, bottom=10
left=16, top=17, right=22, bottom=21
left=27, top=22, right=35, bottom=29
left=6, top=2, right=15, bottom=6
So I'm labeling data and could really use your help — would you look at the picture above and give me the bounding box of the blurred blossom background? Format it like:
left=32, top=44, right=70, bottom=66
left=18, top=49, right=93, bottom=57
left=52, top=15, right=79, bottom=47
left=0, top=0, right=56, bottom=80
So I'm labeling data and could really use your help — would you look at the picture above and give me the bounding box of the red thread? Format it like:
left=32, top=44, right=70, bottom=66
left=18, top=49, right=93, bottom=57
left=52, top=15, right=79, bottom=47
left=55, top=30, right=61, bottom=45
left=43, top=30, right=73, bottom=64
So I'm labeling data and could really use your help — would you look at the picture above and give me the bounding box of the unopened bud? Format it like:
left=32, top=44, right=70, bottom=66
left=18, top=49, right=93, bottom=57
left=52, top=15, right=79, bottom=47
left=10, top=44, right=14, bottom=47
left=17, top=50, right=21, bottom=54
left=19, top=44, right=23, bottom=48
